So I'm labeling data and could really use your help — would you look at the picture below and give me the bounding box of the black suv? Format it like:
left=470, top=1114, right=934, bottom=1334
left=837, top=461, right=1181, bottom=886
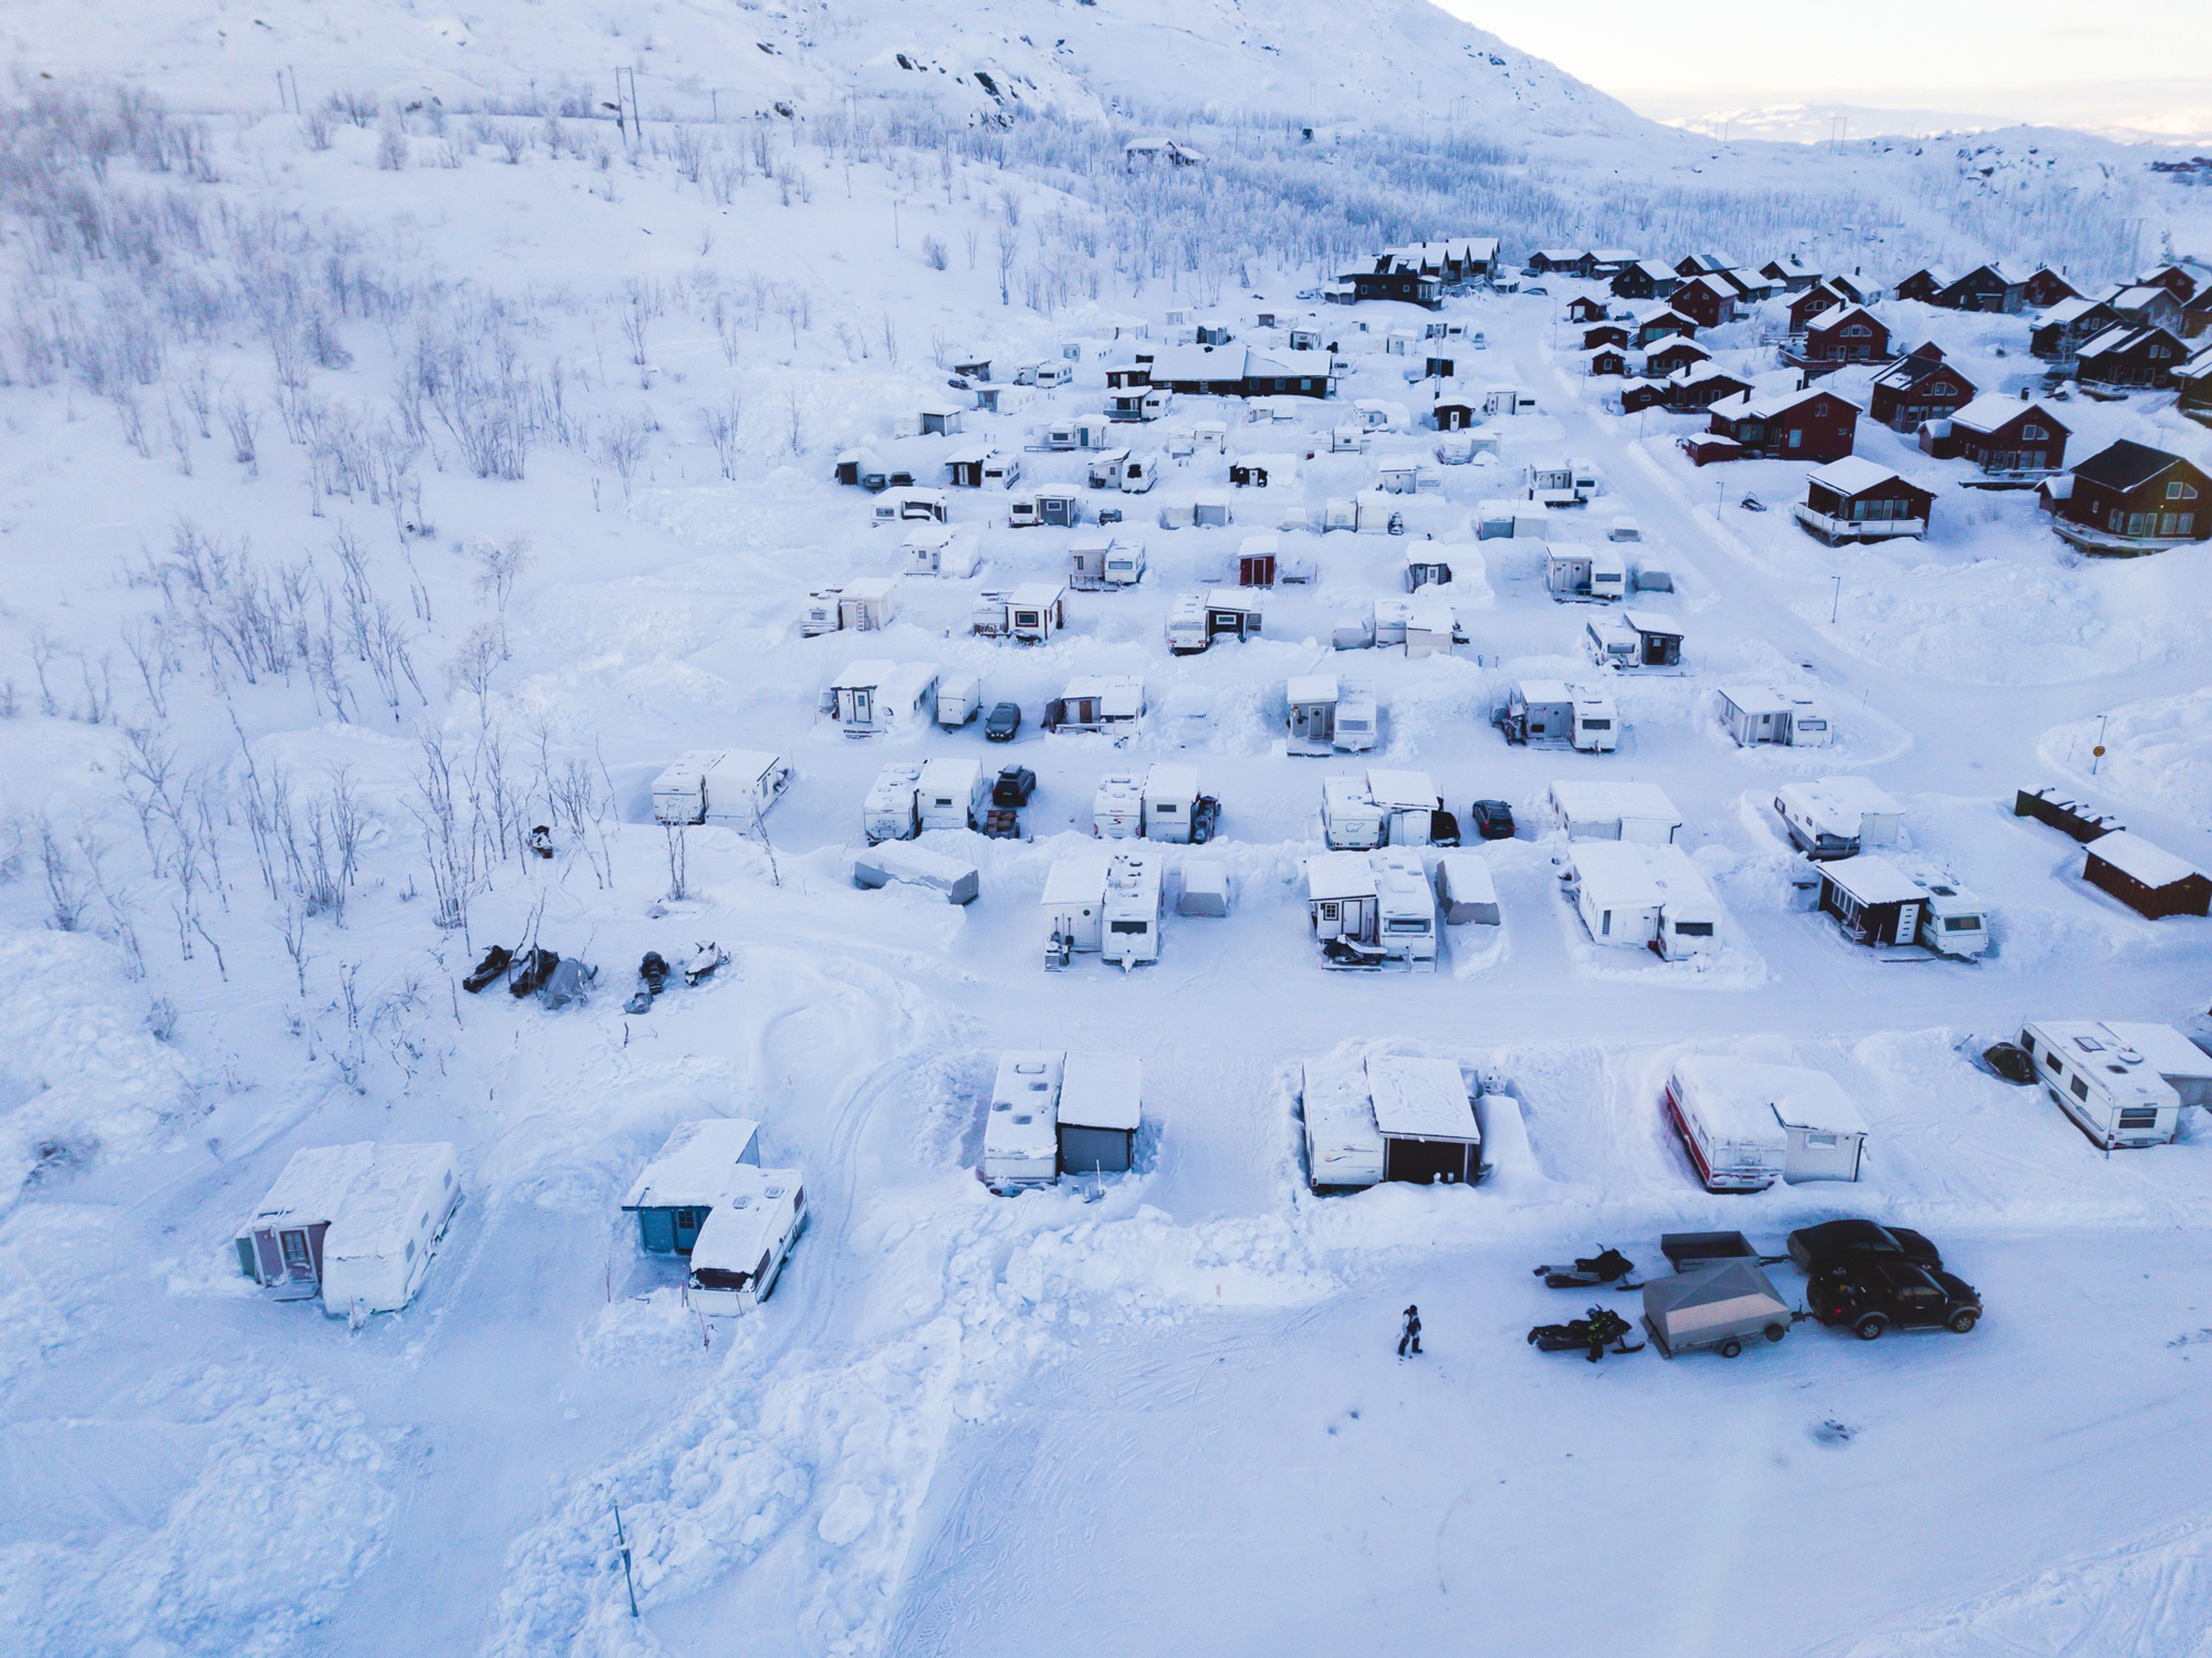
left=1471, top=800, right=1516, bottom=840
left=1786, top=1220, right=1941, bottom=1277
left=1810, top=1260, right=1981, bottom=1339
left=991, top=765, right=1037, bottom=808
left=984, top=702, right=1022, bottom=741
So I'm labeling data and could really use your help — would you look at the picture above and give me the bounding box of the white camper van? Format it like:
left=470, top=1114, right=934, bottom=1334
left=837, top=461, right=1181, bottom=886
left=862, top=762, right=925, bottom=843
left=1665, top=1057, right=1869, bottom=1191
left=653, top=750, right=794, bottom=827
left=2020, top=1022, right=2195, bottom=1149
left=234, top=1142, right=462, bottom=1313
left=685, top=1165, right=807, bottom=1311
left=984, top=1051, right=1065, bottom=1193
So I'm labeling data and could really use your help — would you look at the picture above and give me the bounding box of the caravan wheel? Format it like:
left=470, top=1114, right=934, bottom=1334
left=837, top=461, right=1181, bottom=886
left=1717, top=1338, right=1743, bottom=1358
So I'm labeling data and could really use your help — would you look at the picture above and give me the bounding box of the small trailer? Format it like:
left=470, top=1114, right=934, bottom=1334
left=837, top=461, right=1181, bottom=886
left=852, top=841, right=979, bottom=904
left=873, top=487, right=950, bottom=525
left=1321, top=775, right=1385, bottom=850
left=2020, top=1021, right=2198, bottom=1149
left=1012, top=488, right=1084, bottom=529
left=1141, top=762, right=1214, bottom=843
left=862, top=763, right=925, bottom=843
left=1368, top=770, right=1443, bottom=847
left=235, top=1142, right=461, bottom=1313
left=1641, top=843, right=1722, bottom=960
left=1287, top=674, right=1378, bottom=756
left=1093, top=772, right=1145, bottom=838
left=915, top=757, right=988, bottom=832
left=1046, top=675, right=1145, bottom=734
left=1069, top=532, right=1144, bottom=589
left=1167, top=592, right=1267, bottom=653
left=1642, top=1262, right=1794, bottom=1360
left=1368, top=1055, right=1482, bottom=1184
left=623, top=1118, right=763, bottom=1255
left=1718, top=685, right=1831, bottom=748
left=1548, top=780, right=1681, bottom=845
left=1058, top=1051, right=1142, bottom=1176
left=985, top=1053, right=1064, bottom=1192
left=653, top=750, right=794, bottom=827
left=1300, top=1054, right=1385, bottom=1190
left=1665, top=1055, right=1868, bottom=1190
left=1100, top=851, right=1163, bottom=967
left=1815, top=855, right=1926, bottom=947
left=1496, top=680, right=1617, bottom=751
left=827, top=660, right=940, bottom=737
left=1774, top=778, right=1903, bottom=860
left=1437, top=853, right=1502, bottom=926
left=1546, top=545, right=1627, bottom=601
left=686, top=1165, right=806, bottom=1311
left=937, top=675, right=982, bottom=729
left=902, top=525, right=979, bottom=577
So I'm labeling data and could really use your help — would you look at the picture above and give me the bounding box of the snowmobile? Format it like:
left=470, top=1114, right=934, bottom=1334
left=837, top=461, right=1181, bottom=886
left=1738, top=493, right=1767, bottom=512
left=1532, top=1247, right=1636, bottom=1290
left=509, top=947, right=559, bottom=998
left=1320, top=937, right=1389, bottom=971
left=683, top=942, right=730, bottom=987
left=528, top=824, right=555, bottom=860
left=624, top=951, right=671, bottom=1015
left=462, top=944, right=514, bottom=994
left=1528, top=1307, right=1643, bottom=1361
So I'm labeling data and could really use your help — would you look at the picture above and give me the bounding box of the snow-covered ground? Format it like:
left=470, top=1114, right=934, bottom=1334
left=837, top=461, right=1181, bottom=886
left=4, top=10, right=2212, bottom=1656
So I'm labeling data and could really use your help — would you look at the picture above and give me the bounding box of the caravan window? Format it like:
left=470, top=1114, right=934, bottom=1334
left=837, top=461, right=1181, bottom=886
left=1582, top=718, right=1612, bottom=731
left=1319, top=902, right=1339, bottom=922
left=1943, top=915, right=1981, bottom=932
left=1672, top=921, right=1715, bottom=937
left=2119, top=1107, right=2161, bottom=1132
left=1806, top=1133, right=1839, bottom=1149
left=1109, top=921, right=1150, bottom=934
left=2070, top=1076, right=2090, bottom=1101
left=2043, top=1050, right=2062, bottom=1074
left=1385, top=918, right=1431, bottom=934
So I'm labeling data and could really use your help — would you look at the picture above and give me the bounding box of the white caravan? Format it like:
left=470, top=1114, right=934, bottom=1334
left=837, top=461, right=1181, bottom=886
left=862, top=762, right=926, bottom=843
left=827, top=660, right=940, bottom=737
left=2020, top=1022, right=2190, bottom=1149
left=234, top=1142, right=461, bottom=1314
left=915, top=758, right=987, bottom=833
left=685, top=1165, right=807, bottom=1311
left=1287, top=675, right=1379, bottom=756
left=1774, top=778, right=1903, bottom=861
left=653, top=750, right=794, bottom=827
left=1718, top=686, right=1832, bottom=748
left=984, top=1051, right=1065, bottom=1193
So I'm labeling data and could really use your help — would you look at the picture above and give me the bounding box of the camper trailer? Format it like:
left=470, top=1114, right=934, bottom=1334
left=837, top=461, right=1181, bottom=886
left=1718, top=686, right=1832, bottom=748
left=862, top=762, right=926, bottom=843
left=852, top=841, right=980, bottom=905
left=685, top=1165, right=806, bottom=1311
left=1069, top=532, right=1145, bottom=589
left=1287, top=675, right=1378, bottom=756
left=902, top=525, right=979, bottom=578
left=653, top=750, right=794, bottom=827
left=1588, top=610, right=1683, bottom=669
left=1404, top=591, right=1455, bottom=658
left=1093, top=772, right=1145, bottom=838
left=1436, top=853, right=1502, bottom=926
left=622, top=1119, right=762, bottom=1256
left=1904, top=869, right=1990, bottom=959
left=1497, top=681, right=1618, bottom=751
left=1010, top=488, right=1084, bottom=529
left=827, top=661, right=940, bottom=737
left=1567, top=841, right=1718, bottom=959
left=1323, top=770, right=1441, bottom=849
left=800, top=576, right=899, bottom=637
left=1665, top=1057, right=1869, bottom=1191
left=873, top=487, right=950, bottom=526
left=1320, top=776, right=1385, bottom=850
left=984, top=1051, right=1065, bottom=1192
left=1548, top=781, right=1682, bottom=844
left=1056, top=1052, right=1142, bottom=1176
left=1166, top=593, right=1266, bottom=654
left=1774, top=779, right=1903, bottom=860
left=1815, top=856, right=1926, bottom=947
left=1100, top=852, right=1163, bottom=967
left=1300, top=1054, right=1385, bottom=1190
left=1546, top=545, right=1627, bottom=602
left=1642, top=843, right=1722, bottom=960
left=234, top=1142, right=461, bottom=1313
left=937, top=676, right=982, bottom=730
left=1141, top=763, right=1214, bottom=843
left=1298, top=1053, right=1480, bottom=1190
left=915, top=758, right=988, bottom=832
left=1305, top=852, right=1436, bottom=966
left=1047, top=675, right=1145, bottom=733
left=2021, top=1021, right=2212, bottom=1149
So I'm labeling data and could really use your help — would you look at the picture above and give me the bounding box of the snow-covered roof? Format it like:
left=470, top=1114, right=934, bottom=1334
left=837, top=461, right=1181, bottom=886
left=2086, top=830, right=2202, bottom=890
left=1306, top=851, right=1378, bottom=902
left=1673, top=1056, right=1847, bottom=1144
left=688, top=1167, right=803, bottom=1279
left=1808, top=456, right=1912, bottom=498
left=1781, top=777, right=1903, bottom=831
left=624, top=1119, right=762, bottom=1211
left=1949, top=393, right=2057, bottom=435
left=832, top=657, right=898, bottom=690
left=244, top=1142, right=378, bottom=1228
left=1550, top=779, right=1681, bottom=828
left=1623, top=609, right=1681, bottom=638
left=1518, top=678, right=1573, bottom=704
left=1820, top=854, right=1927, bottom=906
left=1286, top=673, right=1339, bottom=705
left=1642, top=843, right=1720, bottom=925
left=2102, top=1024, right=2212, bottom=1087
left=1059, top=1051, right=1142, bottom=1133
left=321, top=1144, right=457, bottom=1265
left=1366, top=769, right=1438, bottom=811
left=1042, top=851, right=1112, bottom=906
left=1437, top=851, right=1497, bottom=904
left=1718, top=684, right=1793, bottom=717
left=1805, top=303, right=1880, bottom=335
left=1144, top=762, right=1199, bottom=802
left=1009, top=581, right=1066, bottom=607
left=1366, top=1056, right=1476, bottom=1142
left=1711, top=383, right=1865, bottom=421
left=1571, top=840, right=1664, bottom=908
left=1301, top=1054, right=1380, bottom=1152
left=2038, top=295, right=2103, bottom=325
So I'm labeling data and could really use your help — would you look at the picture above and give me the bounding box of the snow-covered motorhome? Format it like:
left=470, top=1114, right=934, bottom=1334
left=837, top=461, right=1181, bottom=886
left=653, top=750, right=794, bottom=826
left=915, top=757, right=988, bottom=833
left=235, top=1142, right=461, bottom=1313
left=1304, top=852, right=1437, bottom=966
left=1641, top=843, right=1722, bottom=960
left=685, top=1165, right=806, bottom=1311
left=1546, top=544, right=1627, bottom=601
left=1068, top=532, right=1145, bottom=589
left=1047, top=675, right=1145, bottom=733
left=1665, top=1057, right=1868, bottom=1190
left=827, top=660, right=940, bottom=737
left=1774, top=778, right=1903, bottom=860
left=1057, top=1051, right=1143, bottom=1176
left=902, top=525, right=979, bottom=577
left=1548, top=780, right=1682, bottom=843
left=1906, top=869, right=1990, bottom=959
left=623, top=1119, right=762, bottom=1255
left=984, top=1051, right=1063, bottom=1192
left=1497, top=681, right=1618, bottom=751
left=1166, top=592, right=1266, bottom=654
left=1287, top=674, right=1379, bottom=756
left=1322, top=770, right=1441, bottom=849
left=2020, top=1021, right=2192, bottom=1149
left=851, top=841, right=980, bottom=905
left=1039, top=415, right=1116, bottom=452
left=862, top=762, right=926, bottom=843
left=1717, top=686, right=1832, bottom=748
left=1298, top=1053, right=1481, bottom=1191
left=873, top=487, right=950, bottom=525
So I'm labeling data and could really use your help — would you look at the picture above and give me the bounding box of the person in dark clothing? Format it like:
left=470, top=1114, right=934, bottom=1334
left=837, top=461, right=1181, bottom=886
left=1398, top=1304, right=1422, bottom=1357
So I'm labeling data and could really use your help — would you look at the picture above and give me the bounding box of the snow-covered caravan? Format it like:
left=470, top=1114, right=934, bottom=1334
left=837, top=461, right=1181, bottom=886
left=873, top=487, right=950, bottom=525
left=1374, top=854, right=1438, bottom=964
left=1642, top=843, right=1722, bottom=960
left=1058, top=1051, right=1143, bottom=1176
left=2100, top=1023, right=2212, bottom=1111
left=623, top=1119, right=762, bottom=1255
left=1093, top=772, right=1145, bottom=838
left=1041, top=850, right=1112, bottom=961
left=1567, top=841, right=1664, bottom=950
left=1047, top=674, right=1145, bottom=733
left=1141, top=763, right=1207, bottom=842
left=235, top=1142, right=461, bottom=1314
left=1368, top=770, right=1442, bottom=846
left=937, top=675, right=982, bottom=729
left=1405, top=547, right=1454, bottom=590
left=686, top=1165, right=806, bottom=1311
left=1069, top=532, right=1145, bottom=589
left=1548, top=781, right=1682, bottom=844
left=1287, top=674, right=1378, bottom=756
left=653, top=750, right=794, bottom=826
left=1589, top=610, right=1683, bottom=669
left=828, top=660, right=940, bottom=737
left=1498, top=680, right=1617, bottom=751
left=1718, top=686, right=1831, bottom=748
left=1546, top=545, right=1627, bottom=601
left=1321, top=775, right=1385, bottom=850
left=1300, top=1053, right=1385, bottom=1190
left=916, top=757, right=987, bottom=832
left=1005, top=582, right=1067, bottom=643
left=2020, top=1021, right=2188, bottom=1149
left=1907, top=869, right=1989, bottom=959
left=852, top=841, right=980, bottom=904
left=1774, top=778, right=1903, bottom=860
left=862, top=762, right=925, bottom=843
left=1368, top=1056, right=1482, bottom=1184
left=1404, top=590, right=1455, bottom=658
left=1661, top=1057, right=1868, bottom=1191
left=984, top=1051, right=1065, bottom=1191
left=1101, top=852, right=1163, bottom=967
left=836, top=576, right=899, bottom=632
left=1012, top=487, right=1083, bottom=529
left=1437, top=852, right=1502, bottom=925
left=902, top=525, right=979, bottom=577
left=1816, top=856, right=1926, bottom=947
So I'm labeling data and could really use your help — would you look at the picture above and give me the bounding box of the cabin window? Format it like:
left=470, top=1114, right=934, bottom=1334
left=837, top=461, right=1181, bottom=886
left=1599, top=910, right=1612, bottom=936
left=1786, top=430, right=1803, bottom=449
left=1806, top=1133, right=1839, bottom=1148
left=2070, top=1076, right=2090, bottom=1101
left=1319, top=902, right=1339, bottom=922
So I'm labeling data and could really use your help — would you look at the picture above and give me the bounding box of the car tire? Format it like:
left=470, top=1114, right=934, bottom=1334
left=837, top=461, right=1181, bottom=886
left=1947, top=1308, right=1979, bottom=1334
left=1763, top=1323, right=1787, bottom=1343
left=1854, top=1315, right=1885, bottom=1342
left=1718, top=1338, right=1742, bottom=1358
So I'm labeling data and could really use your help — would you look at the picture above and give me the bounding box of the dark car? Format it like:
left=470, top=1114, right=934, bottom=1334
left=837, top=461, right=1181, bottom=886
left=1981, top=1041, right=2035, bottom=1085
left=1429, top=809, right=1461, bottom=848
left=1786, top=1220, right=1942, bottom=1277
left=991, top=764, right=1036, bottom=808
left=1810, top=1260, right=1981, bottom=1339
left=984, top=702, right=1022, bottom=742
left=1471, top=799, right=1516, bottom=840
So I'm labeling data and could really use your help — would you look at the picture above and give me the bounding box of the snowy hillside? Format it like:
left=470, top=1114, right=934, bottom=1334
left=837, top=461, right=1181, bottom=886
left=5, top=8, right=2212, bottom=1658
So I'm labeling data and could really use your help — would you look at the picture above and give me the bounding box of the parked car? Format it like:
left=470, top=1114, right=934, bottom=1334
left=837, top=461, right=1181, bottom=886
left=1980, top=1041, right=2035, bottom=1085
left=1471, top=800, right=1516, bottom=841
left=992, top=764, right=1037, bottom=808
left=984, top=702, right=1022, bottom=742
left=1809, top=1261, right=1981, bottom=1339
left=1429, top=809, right=1461, bottom=849
left=1786, top=1220, right=1941, bottom=1277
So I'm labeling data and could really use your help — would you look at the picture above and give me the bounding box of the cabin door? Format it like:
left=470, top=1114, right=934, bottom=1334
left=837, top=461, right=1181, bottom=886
left=279, top=1228, right=317, bottom=1282
left=673, top=1207, right=705, bottom=1253
left=849, top=689, right=872, bottom=727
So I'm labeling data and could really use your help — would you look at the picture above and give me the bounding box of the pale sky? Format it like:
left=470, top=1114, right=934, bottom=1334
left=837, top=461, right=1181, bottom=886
left=1441, top=1, right=2212, bottom=118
